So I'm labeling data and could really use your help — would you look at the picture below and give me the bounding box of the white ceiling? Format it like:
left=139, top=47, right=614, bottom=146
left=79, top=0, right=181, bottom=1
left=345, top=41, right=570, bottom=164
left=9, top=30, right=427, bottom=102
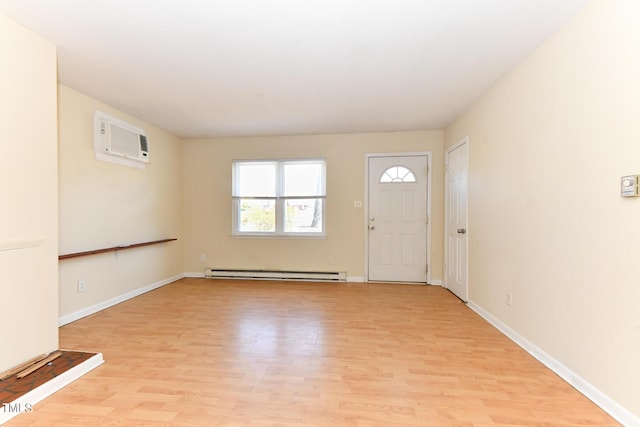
left=0, top=0, right=589, bottom=138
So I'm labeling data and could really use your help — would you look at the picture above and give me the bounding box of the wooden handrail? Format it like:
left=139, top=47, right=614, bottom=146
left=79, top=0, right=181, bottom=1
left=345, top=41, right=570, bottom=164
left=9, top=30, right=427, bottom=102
left=59, top=238, right=177, bottom=260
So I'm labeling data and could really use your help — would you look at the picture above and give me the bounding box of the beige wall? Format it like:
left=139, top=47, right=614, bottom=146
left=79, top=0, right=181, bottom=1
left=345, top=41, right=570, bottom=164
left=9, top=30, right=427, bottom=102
left=58, top=85, right=184, bottom=319
left=183, top=131, right=444, bottom=281
left=0, top=15, right=58, bottom=370
left=445, top=0, right=640, bottom=418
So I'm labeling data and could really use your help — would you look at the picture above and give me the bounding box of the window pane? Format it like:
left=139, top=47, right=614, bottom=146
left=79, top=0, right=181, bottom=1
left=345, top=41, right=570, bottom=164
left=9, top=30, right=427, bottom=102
left=235, top=163, right=276, bottom=197
left=283, top=161, right=325, bottom=197
left=284, top=198, right=323, bottom=233
left=380, top=165, right=416, bottom=183
left=239, top=199, right=275, bottom=232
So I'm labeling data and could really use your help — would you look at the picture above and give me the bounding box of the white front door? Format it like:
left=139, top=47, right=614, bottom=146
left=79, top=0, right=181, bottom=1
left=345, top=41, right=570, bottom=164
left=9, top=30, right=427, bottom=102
left=368, top=155, right=428, bottom=282
left=446, top=139, right=468, bottom=301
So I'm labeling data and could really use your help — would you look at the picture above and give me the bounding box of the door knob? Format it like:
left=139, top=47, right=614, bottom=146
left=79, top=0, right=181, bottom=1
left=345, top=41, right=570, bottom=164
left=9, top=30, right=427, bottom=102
left=457, top=228, right=466, bottom=234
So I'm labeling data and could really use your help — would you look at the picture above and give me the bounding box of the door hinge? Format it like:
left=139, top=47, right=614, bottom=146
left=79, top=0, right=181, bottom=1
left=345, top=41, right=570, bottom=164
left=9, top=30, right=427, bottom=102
left=426, top=165, right=429, bottom=175
left=445, top=162, right=449, bottom=173
left=426, top=215, right=429, bottom=224
left=426, top=265, right=429, bottom=273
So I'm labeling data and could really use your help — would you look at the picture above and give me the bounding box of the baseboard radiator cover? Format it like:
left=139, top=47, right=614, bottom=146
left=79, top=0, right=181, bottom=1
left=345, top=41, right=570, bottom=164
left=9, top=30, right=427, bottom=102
left=205, top=268, right=346, bottom=282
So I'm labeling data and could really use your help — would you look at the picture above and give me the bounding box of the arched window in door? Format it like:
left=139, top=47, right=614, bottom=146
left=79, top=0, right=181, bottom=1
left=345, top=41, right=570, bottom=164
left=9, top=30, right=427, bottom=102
left=379, top=165, right=416, bottom=183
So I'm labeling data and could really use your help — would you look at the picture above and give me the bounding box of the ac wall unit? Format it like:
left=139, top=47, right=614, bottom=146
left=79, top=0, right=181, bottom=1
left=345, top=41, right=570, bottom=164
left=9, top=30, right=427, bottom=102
left=94, top=110, right=149, bottom=168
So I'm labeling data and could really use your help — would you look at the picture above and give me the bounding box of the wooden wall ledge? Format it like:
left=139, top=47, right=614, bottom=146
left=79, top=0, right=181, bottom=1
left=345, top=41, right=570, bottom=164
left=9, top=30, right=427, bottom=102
left=59, top=238, right=177, bottom=260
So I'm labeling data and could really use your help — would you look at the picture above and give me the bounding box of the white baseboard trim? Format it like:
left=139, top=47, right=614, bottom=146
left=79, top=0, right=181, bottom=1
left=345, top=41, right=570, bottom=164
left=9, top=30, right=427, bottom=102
left=0, top=352, right=104, bottom=425
left=467, top=300, right=639, bottom=427
left=353, top=278, right=442, bottom=285
left=184, top=271, right=205, bottom=278
left=58, top=274, right=184, bottom=326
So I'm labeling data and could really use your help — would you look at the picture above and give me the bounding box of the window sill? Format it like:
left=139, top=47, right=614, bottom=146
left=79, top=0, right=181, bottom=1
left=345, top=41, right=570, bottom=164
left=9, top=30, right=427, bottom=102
left=231, top=233, right=327, bottom=240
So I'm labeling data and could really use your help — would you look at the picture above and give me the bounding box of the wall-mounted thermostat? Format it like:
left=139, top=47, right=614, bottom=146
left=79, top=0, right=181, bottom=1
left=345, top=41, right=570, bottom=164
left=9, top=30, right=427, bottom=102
left=621, top=175, right=640, bottom=197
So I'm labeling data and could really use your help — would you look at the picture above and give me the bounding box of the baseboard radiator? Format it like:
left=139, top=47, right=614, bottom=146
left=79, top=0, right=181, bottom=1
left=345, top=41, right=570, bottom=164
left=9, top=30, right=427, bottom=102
left=204, top=268, right=346, bottom=282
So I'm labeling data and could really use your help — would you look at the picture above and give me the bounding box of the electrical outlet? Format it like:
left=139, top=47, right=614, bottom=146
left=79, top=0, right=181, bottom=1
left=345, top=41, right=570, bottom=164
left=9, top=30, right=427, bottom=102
left=77, top=280, right=87, bottom=293
left=328, top=256, right=335, bottom=265
left=200, top=253, right=207, bottom=262
left=505, top=292, right=513, bottom=306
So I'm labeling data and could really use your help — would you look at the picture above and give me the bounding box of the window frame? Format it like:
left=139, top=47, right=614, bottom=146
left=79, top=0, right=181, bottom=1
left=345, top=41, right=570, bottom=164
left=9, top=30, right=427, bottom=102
left=232, top=158, right=327, bottom=238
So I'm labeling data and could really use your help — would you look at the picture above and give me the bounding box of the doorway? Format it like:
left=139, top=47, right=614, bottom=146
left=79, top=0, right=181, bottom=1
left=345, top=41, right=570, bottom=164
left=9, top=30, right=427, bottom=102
left=367, top=154, right=430, bottom=283
left=445, top=138, right=468, bottom=301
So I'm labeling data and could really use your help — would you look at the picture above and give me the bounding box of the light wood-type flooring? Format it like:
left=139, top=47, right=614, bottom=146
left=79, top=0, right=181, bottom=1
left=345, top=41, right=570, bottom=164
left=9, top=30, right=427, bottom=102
left=7, top=278, right=619, bottom=426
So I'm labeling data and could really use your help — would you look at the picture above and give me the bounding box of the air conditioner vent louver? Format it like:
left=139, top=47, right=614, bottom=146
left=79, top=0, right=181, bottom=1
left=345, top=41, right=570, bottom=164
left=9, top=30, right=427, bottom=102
left=140, top=135, right=149, bottom=155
